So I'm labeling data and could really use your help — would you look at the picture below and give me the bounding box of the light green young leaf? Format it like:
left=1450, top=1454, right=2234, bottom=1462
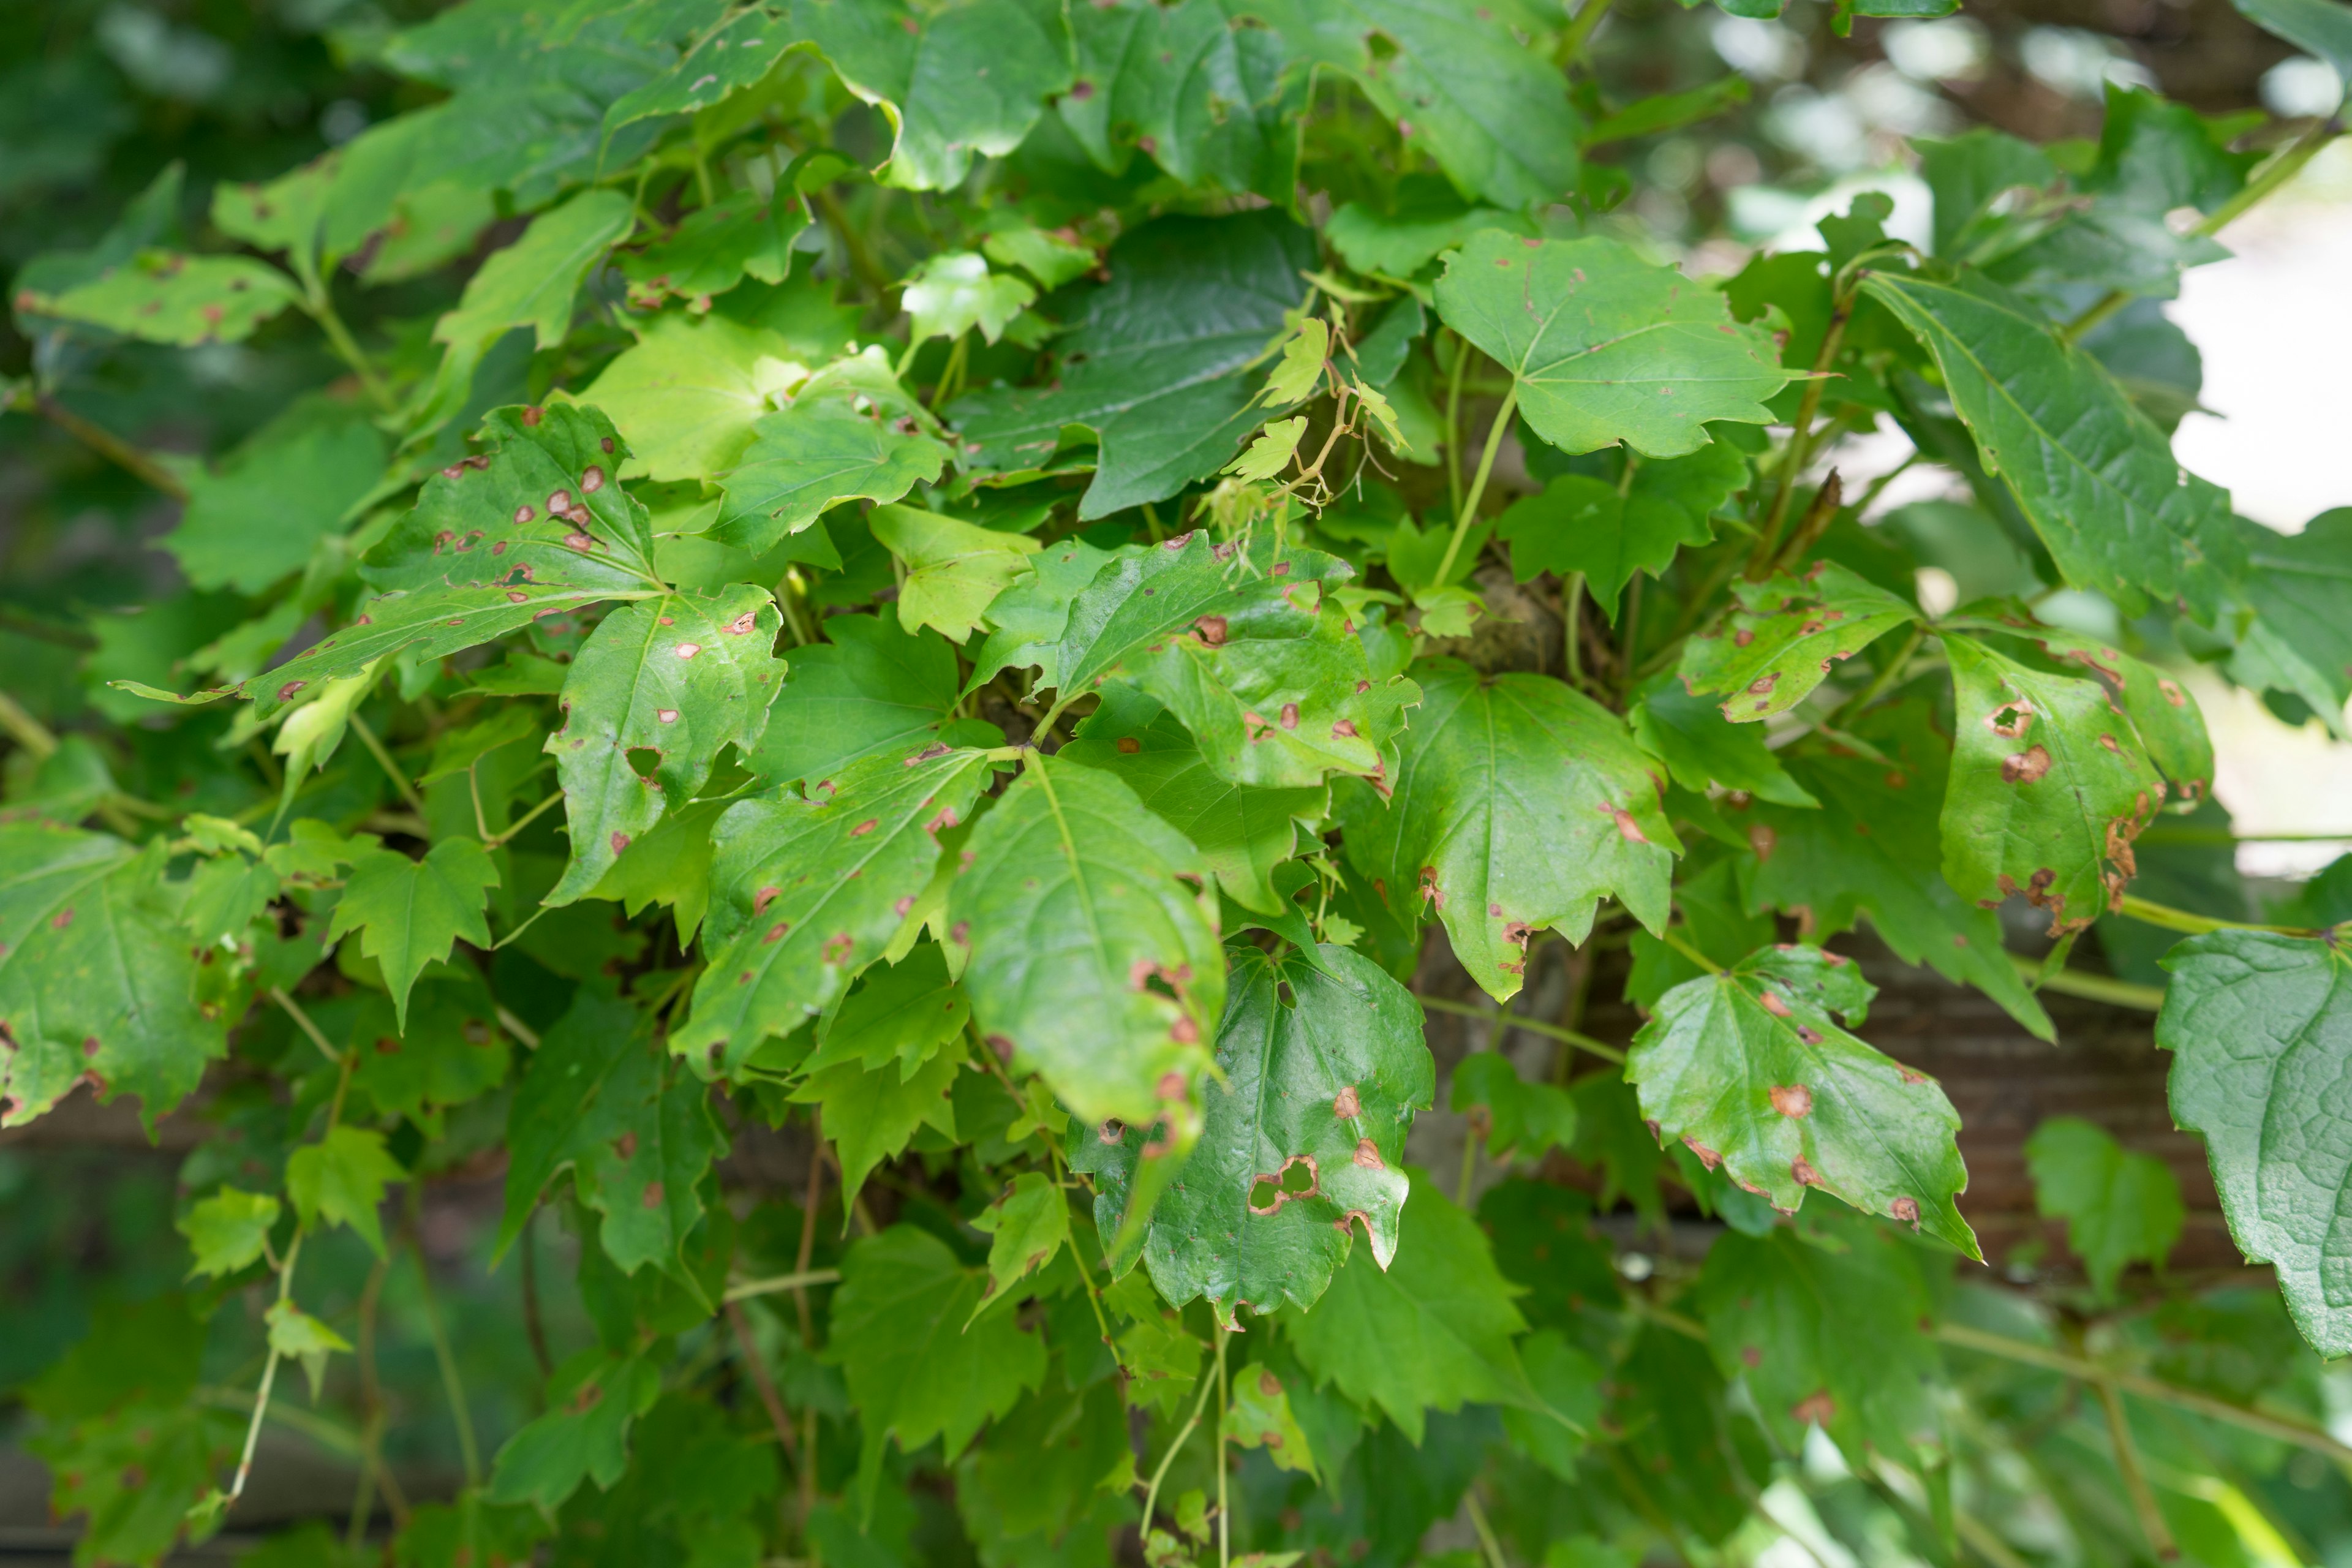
left=1333, top=662, right=1679, bottom=1001
left=869, top=505, right=1043, bottom=643
left=181, top=854, right=281, bottom=946
left=1452, top=1054, right=1579, bottom=1163
left=179, top=1189, right=281, bottom=1279
left=1226, top=417, right=1307, bottom=482
left=1940, top=635, right=2166, bottom=935
left=2025, top=1115, right=2184, bottom=1298
left=1144, top=943, right=1433, bottom=1323
left=246, top=404, right=664, bottom=718
left=265, top=1300, right=352, bottom=1401
left=748, top=614, right=1001, bottom=787
left=326, top=840, right=500, bottom=1032
left=1862, top=270, right=2237, bottom=622
left=970, top=1170, right=1071, bottom=1319
left=1628, top=944, right=1978, bottom=1257
left=620, top=189, right=810, bottom=309
left=577, top=311, right=809, bottom=483
left=902, top=252, right=1037, bottom=346
left=1286, top=1177, right=1537, bottom=1444
left=1496, top=440, right=1747, bottom=615
left=28, top=252, right=301, bottom=345
left=287, top=1126, right=405, bottom=1256
left=1259, top=318, right=1330, bottom=408
left=545, top=586, right=786, bottom=904
left=2157, top=932, right=2352, bottom=1354
left=672, top=745, right=996, bottom=1076
left=1676, top=562, right=1918, bottom=723
left=212, top=156, right=337, bottom=274
left=487, top=1351, right=663, bottom=1512
left=1327, top=183, right=1538, bottom=279
left=1434, top=232, right=1790, bottom=458
left=792, top=1042, right=963, bottom=1205
left=0, top=827, right=227, bottom=1129
left=949, top=754, right=1226, bottom=1133
left=982, top=223, right=1097, bottom=290
left=498, top=989, right=725, bottom=1283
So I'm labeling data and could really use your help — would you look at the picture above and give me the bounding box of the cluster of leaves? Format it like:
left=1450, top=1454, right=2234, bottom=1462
left=5, top=0, right=2352, bottom=1563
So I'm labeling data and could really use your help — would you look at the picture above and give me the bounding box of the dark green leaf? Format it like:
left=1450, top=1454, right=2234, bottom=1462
left=488, top=1350, right=664, bottom=1511
left=748, top=613, right=1002, bottom=787
left=1630, top=675, right=1818, bottom=807
left=710, top=363, right=951, bottom=552
left=326, top=840, right=500, bottom=1031
left=1495, top=440, right=1747, bottom=614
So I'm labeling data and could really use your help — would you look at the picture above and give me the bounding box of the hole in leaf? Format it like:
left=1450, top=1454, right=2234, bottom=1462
left=1280, top=1159, right=1316, bottom=1195
left=626, top=747, right=661, bottom=778
left=1250, top=1178, right=1281, bottom=1209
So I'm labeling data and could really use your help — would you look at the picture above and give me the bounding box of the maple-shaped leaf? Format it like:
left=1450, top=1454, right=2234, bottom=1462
left=2158, top=932, right=2352, bottom=1354
left=949, top=753, right=1226, bottom=1134
left=971, top=1170, right=1071, bottom=1318
left=545, top=586, right=786, bottom=904
left=1630, top=674, right=1817, bottom=808
left=1334, top=662, right=1679, bottom=1001
left=1497, top=440, right=1748, bottom=614
left=0, top=825, right=226, bottom=1129
left=712, top=364, right=952, bottom=554
left=1627, top=944, right=1978, bottom=1257
left=671, top=744, right=997, bottom=1076
left=1736, top=702, right=2054, bottom=1039
left=1144, top=943, right=1433, bottom=1322
left=605, top=8, right=802, bottom=136
left=1060, top=686, right=1327, bottom=915
left=326, top=839, right=499, bottom=1031
left=748, top=612, right=1003, bottom=788
left=618, top=187, right=810, bottom=309
left=792, top=1041, right=965, bottom=1205
left=1951, top=612, right=2214, bottom=801
left=333, top=969, right=512, bottom=1125
left=287, top=1125, right=406, bottom=1256
left=869, top=504, right=1042, bottom=643
left=803, top=940, right=971, bottom=1080
left=488, top=1349, right=663, bottom=1512
left=1940, top=634, right=2167, bottom=935
left=2024, top=1115, right=2184, bottom=1299
left=966, top=537, right=1121, bottom=693
left=1434, top=231, right=1789, bottom=459
left=1285, top=1177, right=1539, bottom=1444
left=1677, top=562, right=1917, bottom=723
left=244, top=404, right=665, bottom=718
left=828, top=1225, right=1048, bottom=1512
left=178, top=1189, right=280, bottom=1280
left=498, top=989, right=725, bottom=1284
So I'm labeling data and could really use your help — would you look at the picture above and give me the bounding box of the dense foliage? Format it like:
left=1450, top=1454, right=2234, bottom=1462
left=4, top=0, right=2352, bottom=1564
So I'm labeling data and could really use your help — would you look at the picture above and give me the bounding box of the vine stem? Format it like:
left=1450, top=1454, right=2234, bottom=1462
left=1140, top=1336, right=1223, bottom=1537
left=1444, top=334, right=1470, bottom=523
left=2115, top=894, right=2320, bottom=939
left=1657, top=927, right=1723, bottom=974
left=1464, top=1487, right=1511, bottom=1568
left=409, top=1223, right=483, bottom=1488
left=2005, top=954, right=2163, bottom=1010
left=1749, top=296, right=1852, bottom=578
left=1215, top=1324, right=1232, bottom=1568
left=723, top=1267, right=844, bottom=1302
left=1555, top=0, right=1615, bottom=62
left=27, top=393, right=190, bottom=499
left=2094, top=1374, right=2180, bottom=1561
left=1416, top=995, right=1626, bottom=1065
left=300, top=288, right=394, bottom=413
left=1433, top=385, right=1518, bottom=587
left=350, top=714, right=428, bottom=818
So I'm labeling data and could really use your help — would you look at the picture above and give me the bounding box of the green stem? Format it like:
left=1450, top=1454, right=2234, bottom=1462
left=2116, top=894, right=2318, bottom=938
left=486, top=790, right=565, bottom=848
left=1833, top=623, right=1926, bottom=722
left=349, top=714, right=428, bottom=818
left=1444, top=334, right=1470, bottom=523
left=1561, top=572, right=1586, bottom=688
left=270, top=986, right=345, bottom=1069
left=0, top=691, right=59, bottom=760
left=1749, top=294, right=1853, bottom=578
left=1142, top=1344, right=1223, bottom=1536
left=722, top=1267, right=845, bottom=1302
left=1415, top=994, right=1625, bottom=1065
left=302, top=288, right=395, bottom=413
left=2004, top=955, right=2164, bottom=1011
left=2092, top=1373, right=2180, bottom=1561
left=410, top=1234, right=483, bottom=1488
left=1215, top=1324, right=1232, bottom=1568
left=1465, top=1487, right=1512, bottom=1568
left=1658, top=926, right=1723, bottom=974
left=1555, top=0, right=1615, bottom=63
left=1433, top=385, right=1518, bottom=586
left=34, top=394, right=189, bottom=499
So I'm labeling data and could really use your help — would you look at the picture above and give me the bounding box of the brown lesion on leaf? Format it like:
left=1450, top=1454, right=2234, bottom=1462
left=1331, top=1085, right=1360, bottom=1119
left=1756, top=989, right=1792, bottom=1018
left=1790, top=1391, right=1836, bottom=1428
left=1985, top=696, right=2035, bottom=739
left=1791, top=1156, right=1823, bottom=1188
left=2000, top=744, right=2052, bottom=783
left=1352, top=1138, right=1384, bottom=1170
left=1683, top=1136, right=1721, bottom=1170
left=1769, top=1084, right=1812, bottom=1117
left=1600, top=802, right=1650, bottom=845
left=1890, top=1195, right=1921, bottom=1226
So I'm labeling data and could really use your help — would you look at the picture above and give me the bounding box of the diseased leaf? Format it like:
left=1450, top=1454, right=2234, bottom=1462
left=1959, top=616, right=2214, bottom=801
left=972, top=1170, right=1072, bottom=1316
left=2025, top=1115, right=2185, bottom=1298
left=1862, top=269, right=2238, bottom=621
left=1630, top=675, right=1818, bottom=808
left=28, top=251, right=300, bottom=345
left=673, top=745, right=995, bottom=1076
left=498, top=989, right=725, bottom=1283
left=2158, top=932, right=2352, bottom=1354
left=1144, top=943, right=1433, bottom=1322
left=287, top=1126, right=406, bottom=1256
left=1334, top=662, right=1679, bottom=1001
left=1940, top=634, right=2166, bottom=936
left=1229, top=1362, right=1319, bottom=1480
left=1286, top=1177, right=1537, bottom=1444
left=546, top=586, right=786, bottom=903
left=1676, top=562, right=1917, bottom=723
left=1434, top=231, right=1790, bottom=459
left=804, top=940, right=970, bottom=1079
left=949, top=753, right=1226, bottom=1132
left=0, top=826, right=227, bottom=1129
left=326, top=839, right=500, bottom=1031
left=338, top=970, right=513, bottom=1125
left=1627, top=943, right=1978, bottom=1257
left=869, top=504, right=1042, bottom=643
left=605, top=7, right=805, bottom=135
left=748, top=613, right=1001, bottom=786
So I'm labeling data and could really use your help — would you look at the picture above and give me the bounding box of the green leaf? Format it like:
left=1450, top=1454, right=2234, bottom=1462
left=710, top=359, right=951, bottom=552
left=828, top=1226, right=1049, bottom=1502
left=673, top=744, right=997, bottom=1076
left=498, top=989, right=725, bottom=1283
left=2025, top=1115, right=2184, bottom=1298
left=1059, top=0, right=1301, bottom=197
left=212, top=156, right=337, bottom=273
left=1434, top=231, right=1790, bottom=459
left=1964, top=616, right=2214, bottom=801
left=1496, top=440, right=1747, bottom=614
left=1227, top=415, right=1308, bottom=482
left=605, top=7, right=807, bottom=135
left=953, top=212, right=1312, bottom=519
left=1144, top=943, right=1433, bottom=1321
left=1327, top=181, right=1537, bottom=279
left=0, top=826, right=227, bottom=1129
left=1229, top=1363, right=1319, bottom=1481
left=620, top=189, right=810, bottom=309
left=266, top=1300, right=353, bottom=1398
left=902, top=252, right=1037, bottom=346
left=1061, top=687, right=1327, bottom=915
left=1940, top=634, right=2167, bottom=936
left=287, top=1125, right=406, bottom=1256
left=789, top=0, right=1075, bottom=190
left=488, top=1350, right=664, bottom=1512
left=1692, top=1212, right=1945, bottom=1459
left=546, top=586, right=786, bottom=904
left=948, top=753, right=1226, bottom=1132
left=2157, top=932, right=2352, bottom=1353
left=869, top=504, right=1043, bottom=643
left=28, top=251, right=300, bottom=345
left=1676, top=562, right=1917, bottom=723
left=791, top=1039, right=964, bottom=1204
left=971, top=1171, right=1072, bottom=1317
left=1627, top=944, right=1978, bottom=1256
left=341, top=973, right=513, bottom=1126
left=1285, top=1177, right=1537, bottom=1444
left=982, top=223, right=1097, bottom=291
left=576, top=311, right=807, bottom=483
left=1861, top=269, right=2237, bottom=622
left=804, top=940, right=971, bottom=1079
left=1740, top=702, right=2055, bottom=1039
left=748, top=613, right=1001, bottom=787
left=326, top=839, right=500, bottom=1031
left=2228, top=0, right=2352, bottom=105
left=428, top=190, right=637, bottom=413
left=164, top=398, right=388, bottom=594
left=2225, top=509, right=2352, bottom=740
left=1629, top=675, right=1818, bottom=808
left=179, top=1188, right=281, bottom=1279
left=248, top=404, right=664, bottom=717
left=1451, top=1054, right=1578, bottom=1163
left=1333, top=661, right=1679, bottom=1001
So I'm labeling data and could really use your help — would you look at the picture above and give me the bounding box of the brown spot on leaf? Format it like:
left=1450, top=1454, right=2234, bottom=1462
left=1757, top=990, right=1792, bottom=1017
left=2002, top=745, right=2052, bottom=783
left=1791, top=1392, right=1836, bottom=1427
left=1792, top=1156, right=1823, bottom=1187
left=614, top=1131, right=637, bottom=1160
left=581, top=466, right=605, bottom=494
left=1332, top=1085, right=1360, bottom=1118
left=642, top=1181, right=664, bottom=1209
left=1891, top=1196, right=1921, bottom=1225
left=1770, top=1084, right=1812, bottom=1117
left=1353, top=1139, right=1384, bottom=1170
left=1194, top=615, right=1227, bottom=646
left=1684, top=1136, right=1721, bottom=1170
